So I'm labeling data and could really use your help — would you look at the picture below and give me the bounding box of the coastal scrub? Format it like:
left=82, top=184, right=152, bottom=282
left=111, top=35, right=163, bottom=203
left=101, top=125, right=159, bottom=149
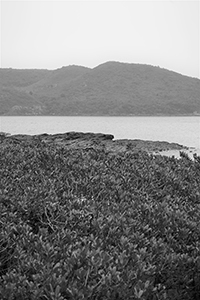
left=0, top=136, right=200, bottom=299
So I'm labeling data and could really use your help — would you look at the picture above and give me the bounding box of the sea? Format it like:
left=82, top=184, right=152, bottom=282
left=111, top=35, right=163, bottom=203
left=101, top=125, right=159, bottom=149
left=1, top=116, right=200, bottom=157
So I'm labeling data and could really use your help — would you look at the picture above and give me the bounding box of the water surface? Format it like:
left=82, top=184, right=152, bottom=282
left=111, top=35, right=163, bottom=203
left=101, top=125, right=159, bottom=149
left=1, top=116, right=200, bottom=149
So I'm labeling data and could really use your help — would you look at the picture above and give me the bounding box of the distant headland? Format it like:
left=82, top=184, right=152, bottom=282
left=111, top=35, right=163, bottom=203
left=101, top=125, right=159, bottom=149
left=0, top=61, right=200, bottom=116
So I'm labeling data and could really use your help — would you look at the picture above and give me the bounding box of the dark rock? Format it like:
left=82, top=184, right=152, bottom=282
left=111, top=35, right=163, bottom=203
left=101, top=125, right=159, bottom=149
left=1, top=131, right=187, bottom=154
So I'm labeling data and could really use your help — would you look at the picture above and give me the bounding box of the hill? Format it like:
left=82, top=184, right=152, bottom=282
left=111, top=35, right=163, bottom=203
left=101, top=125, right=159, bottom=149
left=0, top=62, right=200, bottom=115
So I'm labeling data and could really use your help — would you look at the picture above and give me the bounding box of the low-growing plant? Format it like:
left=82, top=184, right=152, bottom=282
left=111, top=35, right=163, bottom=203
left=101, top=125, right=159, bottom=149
left=0, top=138, right=200, bottom=299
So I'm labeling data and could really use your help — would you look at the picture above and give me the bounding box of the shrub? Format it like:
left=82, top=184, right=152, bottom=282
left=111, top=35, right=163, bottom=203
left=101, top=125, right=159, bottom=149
left=0, top=139, right=200, bottom=299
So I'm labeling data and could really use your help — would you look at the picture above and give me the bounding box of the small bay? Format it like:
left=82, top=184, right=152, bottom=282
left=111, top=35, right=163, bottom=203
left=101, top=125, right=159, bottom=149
left=1, top=116, right=200, bottom=149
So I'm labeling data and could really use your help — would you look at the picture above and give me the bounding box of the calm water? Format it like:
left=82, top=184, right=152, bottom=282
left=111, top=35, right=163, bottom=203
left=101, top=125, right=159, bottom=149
left=0, top=116, right=200, bottom=149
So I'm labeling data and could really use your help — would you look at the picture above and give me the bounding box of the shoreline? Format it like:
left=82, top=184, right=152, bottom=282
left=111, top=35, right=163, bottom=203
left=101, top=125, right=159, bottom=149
left=2, top=131, right=199, bottom=160
left=1, top=129, right=200, bottom=298
left=1, top=114, right=200, bottom=117
left=1, top=131, right=195, bottom=158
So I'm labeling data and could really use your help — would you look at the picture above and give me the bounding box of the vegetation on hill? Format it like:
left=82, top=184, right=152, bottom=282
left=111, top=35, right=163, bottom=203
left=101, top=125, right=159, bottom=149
left=0, top=68, right=49, bottom=87
left=0, top=61, right=200, bottom=115
left=0, top=69, right=49, bottom=115
left=0, top=135, right=200, bottom=299
left=0, top=86, right=43, bottom=115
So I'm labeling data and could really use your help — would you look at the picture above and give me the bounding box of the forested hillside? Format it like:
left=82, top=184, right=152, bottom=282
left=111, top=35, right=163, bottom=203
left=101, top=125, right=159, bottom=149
left=1, top=62, right=200, bottom=115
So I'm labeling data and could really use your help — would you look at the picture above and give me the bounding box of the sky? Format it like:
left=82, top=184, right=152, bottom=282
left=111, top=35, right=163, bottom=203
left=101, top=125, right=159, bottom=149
left=0, top=0, right=199, bottom=78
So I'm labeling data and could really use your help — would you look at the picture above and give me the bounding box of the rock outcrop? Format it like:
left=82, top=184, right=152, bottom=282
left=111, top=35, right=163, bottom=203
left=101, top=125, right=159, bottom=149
left=0, top=131, right=187, bottom=154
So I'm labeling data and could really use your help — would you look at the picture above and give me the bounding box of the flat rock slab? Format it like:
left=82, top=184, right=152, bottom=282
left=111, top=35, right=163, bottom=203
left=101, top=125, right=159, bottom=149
left=0, top=131, right=188, bottom=154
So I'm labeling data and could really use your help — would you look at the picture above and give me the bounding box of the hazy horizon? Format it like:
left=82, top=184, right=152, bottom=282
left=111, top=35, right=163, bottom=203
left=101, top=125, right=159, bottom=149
left=1, top=60, right=200, bottom=80
left=1, top=0, right=199, bottom=79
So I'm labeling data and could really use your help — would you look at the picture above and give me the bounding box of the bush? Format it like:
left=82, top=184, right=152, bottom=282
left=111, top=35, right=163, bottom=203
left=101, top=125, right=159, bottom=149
left=0, top=139, right=200, bottom=299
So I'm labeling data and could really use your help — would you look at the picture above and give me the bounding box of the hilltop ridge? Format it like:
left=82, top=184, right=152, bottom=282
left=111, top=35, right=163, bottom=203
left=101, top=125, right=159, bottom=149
left=0, top=61, right=199, bottom=116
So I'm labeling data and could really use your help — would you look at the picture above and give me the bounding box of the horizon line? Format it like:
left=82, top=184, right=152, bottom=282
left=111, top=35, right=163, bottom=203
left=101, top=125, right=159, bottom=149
left=0, top=60, right=199, bottom=80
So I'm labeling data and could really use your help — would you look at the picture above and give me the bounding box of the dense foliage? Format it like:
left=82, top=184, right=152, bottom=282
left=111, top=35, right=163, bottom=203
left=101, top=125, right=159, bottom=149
left=1, top=138, right=200, bottom=299
left=1, top=62, right=200, bottom=116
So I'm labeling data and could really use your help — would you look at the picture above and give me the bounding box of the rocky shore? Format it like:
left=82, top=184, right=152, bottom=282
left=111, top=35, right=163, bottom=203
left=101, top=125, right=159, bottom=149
left=0, top=131, right=188, bottom=154
left=1, top=130, right=200, bottom=299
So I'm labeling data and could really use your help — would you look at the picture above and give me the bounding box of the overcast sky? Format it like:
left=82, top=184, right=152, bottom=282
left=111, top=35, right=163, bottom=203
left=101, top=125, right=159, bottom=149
left=0, top=0, right=199, bottom=78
